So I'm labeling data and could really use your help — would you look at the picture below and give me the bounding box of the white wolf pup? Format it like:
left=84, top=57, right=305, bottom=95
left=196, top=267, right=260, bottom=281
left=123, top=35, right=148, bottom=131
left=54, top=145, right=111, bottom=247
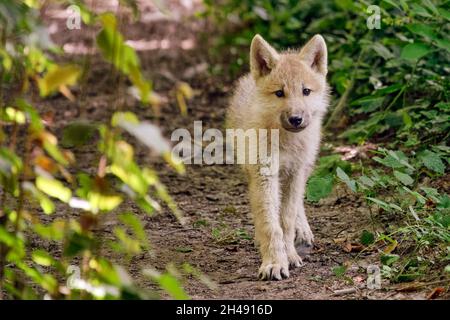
left=226, top=34, right=330, bottom=280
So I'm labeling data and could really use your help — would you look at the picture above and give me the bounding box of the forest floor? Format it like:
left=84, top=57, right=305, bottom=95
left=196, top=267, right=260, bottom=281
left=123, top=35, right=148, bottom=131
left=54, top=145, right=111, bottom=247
left=39, top=0, right=448, bottom=299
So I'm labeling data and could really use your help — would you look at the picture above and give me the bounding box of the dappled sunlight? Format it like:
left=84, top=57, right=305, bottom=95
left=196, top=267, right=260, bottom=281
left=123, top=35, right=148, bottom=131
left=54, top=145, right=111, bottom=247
left=63, top=42, right=95, bottom=55
left=125, top=38, right=195, bottom=51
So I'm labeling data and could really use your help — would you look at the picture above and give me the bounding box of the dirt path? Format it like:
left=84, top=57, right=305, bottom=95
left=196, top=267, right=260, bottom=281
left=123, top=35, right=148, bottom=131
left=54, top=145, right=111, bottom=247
left=42, top=1, right=440, bottom=300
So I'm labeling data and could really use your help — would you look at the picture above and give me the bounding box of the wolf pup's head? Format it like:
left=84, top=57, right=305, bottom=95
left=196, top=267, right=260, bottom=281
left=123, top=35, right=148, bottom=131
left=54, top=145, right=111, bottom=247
left=250, top=34, right=329, bottom=133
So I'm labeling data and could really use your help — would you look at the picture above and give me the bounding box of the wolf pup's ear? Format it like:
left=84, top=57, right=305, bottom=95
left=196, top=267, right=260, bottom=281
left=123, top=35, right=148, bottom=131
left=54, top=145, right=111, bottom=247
left=250, top=34, right=279, bottom=79
left=299, top=35, right=328, bottom=76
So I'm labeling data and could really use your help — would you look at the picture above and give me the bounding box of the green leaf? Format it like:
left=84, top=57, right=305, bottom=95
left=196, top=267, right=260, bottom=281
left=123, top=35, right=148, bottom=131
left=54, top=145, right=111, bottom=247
left=111, top=111, right=139, bottom=127
left=382, top=0, right=401, bottom=10
left=401, top=110, right=412, bottom=128
left=16, top=99, right=44, bottom=131
left=96, top=13, right=151, bottom=104
left=375, top=83, right=404, bottom=96
left=332, top=265, right=347, bottom=277
left=113, top=227, right=141, bottom=255
left=135, top=195, right=157, bottom=214
left=0, top=226, right=16, bottom=247
left=420, top=187, right=440, bottom=202
left=372, top=43, right=394, bottom=60
left=388, top=203, right=403, bottom=211
left=373, top=150, right=414, bottom=170
left=42, top=136, right=69, bottom=166
left=434, top=38, right=450, bottom=52
left=358, top=175, right=375, bottom=188
left=410, top=3, right=432, bottom=18
left=18, top=262, right=58, bottom=293
left=0, top=147, right=23, bottom=175
left=32, top=249, right=54, bottom=267
left=62, top=121, right=97, bottom=147
left=400, top=43, right=431, bottom=61
left=158, top=273, right=189, bottom=300
left=438, top=8, right=450, bottom=21
left=397, top=273, right=421, bottom=282
left=110, top=163, right=148, bottom=195
left=360, top=230, right=375, bottom=246
left=437, top=194, right=450, bottom=209
left=336, top=167, right=356, bottom=192
left=64, top=232, right=94, bottom=256
left=407, top=23, right=437, bottom=40
left=96, top=13, right=138, bottom=75
left=22, top=182, right=55, bottom=214
left=34, top=220, right=65, bottom=241
left=366, top=197, right=391, bottom=211
left=119, top=212, right=147, bottom=246
left=420, top=0, right=438, bottom=15
left=402, top=186, right=427, bottom=204
left=393, top=170, right=414, bottom=186
left=419, top=150, right=445, bottom=174
left=381, top=254, right=400, bottom=266
left=306, top=173, right=334, bottom=202
left=144, top=269, right=189, bottom=300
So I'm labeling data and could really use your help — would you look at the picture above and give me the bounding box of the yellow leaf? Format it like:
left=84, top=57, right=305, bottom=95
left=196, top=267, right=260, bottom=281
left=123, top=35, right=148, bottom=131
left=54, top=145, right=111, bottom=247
left=383, top=239, right=398, bottom=254
left=176, top=91, right=187, bottom=116
left=178, top=82, right=194, bottom=99
left=88, top=192, right=123, bottom=212
left=38, top=64, right=81, bottom=96
left=175, top=82, right=193, bottom=116
left=4, top=107, right=26, bottom=124
left=98, top=12, right=117, bottom=29
left=36, top=176, right=72, bottom=203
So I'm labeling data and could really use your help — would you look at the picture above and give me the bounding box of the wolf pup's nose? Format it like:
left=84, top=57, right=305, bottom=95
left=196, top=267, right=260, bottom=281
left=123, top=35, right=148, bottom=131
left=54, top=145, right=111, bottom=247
left=288, top=116, right=303, bottom=128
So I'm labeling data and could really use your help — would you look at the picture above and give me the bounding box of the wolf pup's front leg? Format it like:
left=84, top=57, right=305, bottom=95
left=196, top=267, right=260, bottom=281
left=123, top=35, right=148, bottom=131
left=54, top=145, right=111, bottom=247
left=294, top=166, right=315, bottom=248
left=247, top=166, right=289, bottom=280
left=280, top=168, right=309, bottom=268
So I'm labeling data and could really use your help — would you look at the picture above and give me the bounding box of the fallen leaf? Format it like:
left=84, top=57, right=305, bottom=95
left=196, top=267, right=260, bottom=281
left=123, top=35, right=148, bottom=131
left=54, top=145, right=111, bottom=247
left=427, top=287, right=444, bottom=300
left=384, top=240, right=398, bottom=254
left=343, top=242, right=364, bottom=253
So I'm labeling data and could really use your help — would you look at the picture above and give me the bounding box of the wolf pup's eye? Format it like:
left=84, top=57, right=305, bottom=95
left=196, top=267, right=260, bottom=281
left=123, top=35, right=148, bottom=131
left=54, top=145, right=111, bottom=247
left=303, top=88, right=311, bottom=96
left=275, top=90, right=284, bottom=98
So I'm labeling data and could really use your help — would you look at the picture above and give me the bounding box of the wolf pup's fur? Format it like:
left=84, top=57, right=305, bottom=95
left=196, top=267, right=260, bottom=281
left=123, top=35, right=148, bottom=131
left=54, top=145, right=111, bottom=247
left=226, top=34, right=330, bottom=280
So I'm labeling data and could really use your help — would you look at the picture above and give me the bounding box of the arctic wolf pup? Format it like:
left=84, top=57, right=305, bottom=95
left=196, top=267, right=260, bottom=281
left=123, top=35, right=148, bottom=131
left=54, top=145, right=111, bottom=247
left=226, top=34, right=330, bottom=280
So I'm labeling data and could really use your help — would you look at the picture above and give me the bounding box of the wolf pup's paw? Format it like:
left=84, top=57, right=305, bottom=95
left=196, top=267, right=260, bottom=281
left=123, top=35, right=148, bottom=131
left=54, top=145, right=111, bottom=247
left=258, top=261, right=289, bottom=281
left=295, top=223, right=314, bottom=252
left=287, top=251, right=304, bottom=269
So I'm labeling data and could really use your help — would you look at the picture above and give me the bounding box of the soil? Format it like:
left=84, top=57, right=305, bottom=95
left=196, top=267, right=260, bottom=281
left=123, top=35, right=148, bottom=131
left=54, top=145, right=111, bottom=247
left=34, top=0, right=448, bottom=300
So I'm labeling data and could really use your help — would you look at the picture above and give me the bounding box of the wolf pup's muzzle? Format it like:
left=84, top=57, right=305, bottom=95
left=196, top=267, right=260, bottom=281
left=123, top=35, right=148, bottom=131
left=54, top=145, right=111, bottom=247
left=280, top=111, right=309, bottom=132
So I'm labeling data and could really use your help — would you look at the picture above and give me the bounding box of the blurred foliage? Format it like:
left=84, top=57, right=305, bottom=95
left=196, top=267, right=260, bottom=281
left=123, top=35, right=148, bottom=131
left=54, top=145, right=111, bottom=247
left=0, top=0, right=198, bottom=299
